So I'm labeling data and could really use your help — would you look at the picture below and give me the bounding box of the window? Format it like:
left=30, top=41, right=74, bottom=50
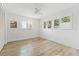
left=22, top=20, right=32, bottom=29
left=27, top=20, right=32, bottom=29
left=22, top=21, right=27, bottom=29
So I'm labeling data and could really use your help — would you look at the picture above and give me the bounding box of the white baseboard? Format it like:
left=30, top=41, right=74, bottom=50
left=7, top=36, right=40, bottom=43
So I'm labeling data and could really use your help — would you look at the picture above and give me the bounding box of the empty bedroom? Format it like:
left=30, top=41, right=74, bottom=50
left=0, top=3, right=79, bottom=56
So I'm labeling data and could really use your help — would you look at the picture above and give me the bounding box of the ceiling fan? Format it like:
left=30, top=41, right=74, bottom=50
left=34, top=7, right=43, bottom=15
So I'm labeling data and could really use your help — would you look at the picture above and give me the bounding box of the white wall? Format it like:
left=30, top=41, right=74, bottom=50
left=5, top=12, right=40, bottom=42
left=0, top=4, right=5, bottom=51
left=40, top=6, right=79, bottom=49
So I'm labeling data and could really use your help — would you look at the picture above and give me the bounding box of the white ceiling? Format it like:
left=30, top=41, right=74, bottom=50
left=2, top=3, right=78, bottom=19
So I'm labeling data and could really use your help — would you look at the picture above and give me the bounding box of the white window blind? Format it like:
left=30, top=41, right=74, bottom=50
left=22, top=20, right=32, bottom=29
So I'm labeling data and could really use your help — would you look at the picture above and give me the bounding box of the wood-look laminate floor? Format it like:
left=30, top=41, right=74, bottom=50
left=0, top=37, right=79, bottom=56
